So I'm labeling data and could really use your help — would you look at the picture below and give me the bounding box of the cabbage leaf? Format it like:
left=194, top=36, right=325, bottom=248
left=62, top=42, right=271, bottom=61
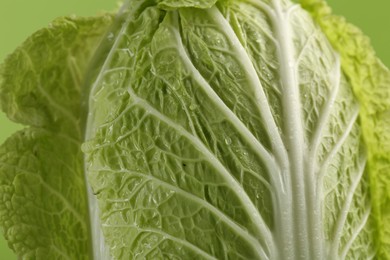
left=0, top=15, right=113, bottom=259
left=0, top=0, right=389, bottom=259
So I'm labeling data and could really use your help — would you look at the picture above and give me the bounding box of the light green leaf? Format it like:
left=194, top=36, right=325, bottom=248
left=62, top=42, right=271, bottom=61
left=0, top=15, right=113, bottom=258
left=300, top=0, right=390, bottom=258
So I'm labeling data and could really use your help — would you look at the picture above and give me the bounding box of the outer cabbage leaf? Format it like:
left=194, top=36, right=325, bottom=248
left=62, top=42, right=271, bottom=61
left=301, top=0, right=390, bottom=258
left=0, top=15, right=113, bottom=259
left=83, top=0, right=378, bottom=259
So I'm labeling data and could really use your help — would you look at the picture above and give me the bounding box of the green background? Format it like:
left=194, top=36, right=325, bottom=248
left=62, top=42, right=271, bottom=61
left=0, top=0, right=388, bottom=258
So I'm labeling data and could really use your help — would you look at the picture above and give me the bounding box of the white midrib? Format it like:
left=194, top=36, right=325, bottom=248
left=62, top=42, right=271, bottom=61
left=206, top=9, right=299, bottom=259
left=270, top=1, right=314, bottom=259
left=202, top=5, right=296, bottom=259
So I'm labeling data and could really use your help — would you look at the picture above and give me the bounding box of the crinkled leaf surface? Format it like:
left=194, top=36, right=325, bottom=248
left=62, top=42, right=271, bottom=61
left=0, top=15, right=113, bottom=258
left=300, top=0, right=390, bottom=258
left=1, top=0, right=389, bottom=259
left=83, top=0, right=379, bottom=259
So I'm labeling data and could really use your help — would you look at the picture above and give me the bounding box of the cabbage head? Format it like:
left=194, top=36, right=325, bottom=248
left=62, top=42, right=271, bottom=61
left=0, top=0, right=389, bottom=259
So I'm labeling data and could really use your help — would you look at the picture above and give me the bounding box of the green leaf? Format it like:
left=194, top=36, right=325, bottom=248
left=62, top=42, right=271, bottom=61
left=301, top=0, right=390, bottom=258
left=0, top=15, right=113, bottom=258
left=0, top=128, right=87, bottom=259
left=1, top=0, right=388, bottom=259
left=83, top=1, right=376, bottom=259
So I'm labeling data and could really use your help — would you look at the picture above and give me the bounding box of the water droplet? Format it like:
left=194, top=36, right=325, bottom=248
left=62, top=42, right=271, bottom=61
left=189, top=103, right=198, bottom=110
left=107, top=125, right=114, bottom=135
left=126, top=49, right=134, bottom=57
left=107, top=32, right=114, bottom=41
left=224, top=137, right=232, bottom=145
left=171, top=84, right=180, bottom=91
